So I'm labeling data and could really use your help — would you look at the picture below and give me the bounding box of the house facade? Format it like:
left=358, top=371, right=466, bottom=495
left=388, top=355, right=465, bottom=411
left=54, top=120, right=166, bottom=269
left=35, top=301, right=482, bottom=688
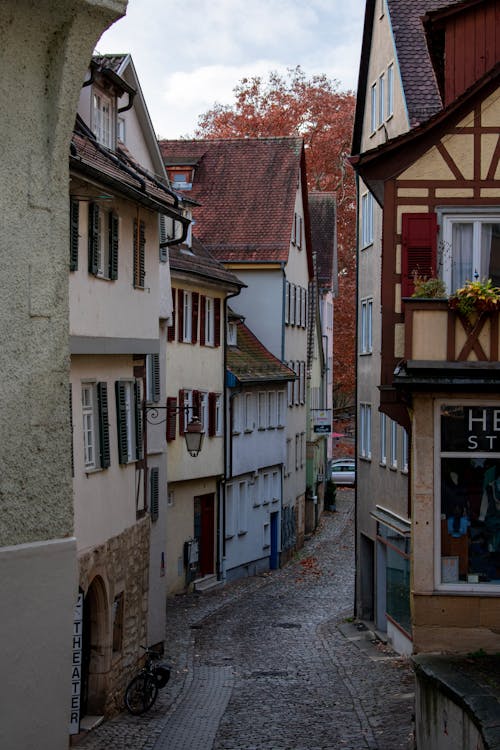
left=160, top=137, right=313, bottom=560
left=69, top=59, right=185, bottom=722
left=225, top=314, right=296, bottom=579
left=165, top=238, right=243, bottom=594
left=352, top=0, right=500, bottom=654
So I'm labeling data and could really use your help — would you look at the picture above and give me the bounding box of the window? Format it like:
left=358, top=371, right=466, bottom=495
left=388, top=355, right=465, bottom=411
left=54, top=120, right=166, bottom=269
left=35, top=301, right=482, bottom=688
left=204, top=296, right=214, bottom=346
left=268, top=391, right=276, bottom=428
left=380, top=413, right=387, bottom=466
left=182, top=291, right=192, bottom=342
left=215, top=394, right=223, bottom=436
left=178, top=389, right=193, bottom=436
left=370, top=83, right=377, bottom=133
left=390, top=419, right=398, bottom=468
left=285, top=281, right=290, bottom=324
left=441, top=212, right=500, bottom=293
left=238, top=482, right=248, bottom=534
left=290, top=284, right=296, bottom=325
left=387, top=63, right=394, bottom=118
left=70, top=199, right=79, bottom=271
left=287, top=364, right=294, bottom=407
left=117, top=116, right=125, bottom=143
left=200, top=392, right=208, bottom=432
left=378, top=523, right=411, bottom=636
left=133, top=218, right=145, bottom=288
left=262, top=473, right=270, bottom=505
left=227, top=321, right=238, bottom=345
left=378, top=74, right=385, bottom=128
left=115, top=380, right=143, bottom=464
left=360, top=299, right=373, bottom=354
left=146, top=353, right=160, bottom=403
left=286, top=438, right=293, bottom=476
left=300, top=432, right=305, bottom=468
left=81, top=382, right=110, bottom=471
left=295, top=434, right=300, bottom=470
left=438, top=403, right=500, bottom=588
left=258, top=392, right=267, bottom=429
left=293, top=363, right=300, bottom=406
left=232, top=394, right=241, bottom=434
left=402, top=429, right=409, bottom=473
left=359, top=403, right=372, bottom=459
left=226, top=484, right=235, bottom=537
left=299, top=362, right=306, bottom=405
left=277, top=391, right=285, bottom=427
left=244, top=393, right=253, bottom=431
left=272, top=471, right=280, bottom=502
left=361, top=192, right=374, bottom=248
left=92, top=92, right=113, bottom=148
left=88, top=203, right=119, bottom=280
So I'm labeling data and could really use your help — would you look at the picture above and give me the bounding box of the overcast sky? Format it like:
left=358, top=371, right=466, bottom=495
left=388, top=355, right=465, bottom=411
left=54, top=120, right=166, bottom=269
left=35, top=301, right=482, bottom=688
left=97, top=0, right=366, bottom=139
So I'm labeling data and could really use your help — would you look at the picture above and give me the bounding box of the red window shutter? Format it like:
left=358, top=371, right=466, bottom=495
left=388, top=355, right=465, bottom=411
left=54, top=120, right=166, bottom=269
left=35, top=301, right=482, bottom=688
left=208, top=392, right=216, bottom=437
left=199, top=295, right=206, bottom=346
left=177, top=289, right=184, bottom=342
left=191, top=292, right=199, bottom=344
left=214, top=298, right=221, bottom=347
left=167, top=289, right=176, bottom=342
left=178, top=389, right=185, bottom=435
left=401, top=213, right=438, bottom=297
left=166, top=397, right=177, bottom=441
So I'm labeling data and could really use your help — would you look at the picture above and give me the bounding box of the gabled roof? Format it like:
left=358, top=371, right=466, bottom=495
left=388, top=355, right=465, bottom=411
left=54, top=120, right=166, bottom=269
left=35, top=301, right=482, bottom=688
left=308, top=192, right=337, bottom=292
left=70, top=116, right=182, bottom=219
left=159, top=137, right=312, bottom=273
left=227, top=318, right=296, bottom=385
left=352, top=0, right=464, bottom=154
left=169, top=237, right=245, bottom=292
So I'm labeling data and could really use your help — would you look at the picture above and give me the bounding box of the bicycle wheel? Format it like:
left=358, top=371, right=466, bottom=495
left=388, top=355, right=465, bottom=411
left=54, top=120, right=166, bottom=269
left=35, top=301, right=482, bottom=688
left=124, top=673, right=158, bottom=715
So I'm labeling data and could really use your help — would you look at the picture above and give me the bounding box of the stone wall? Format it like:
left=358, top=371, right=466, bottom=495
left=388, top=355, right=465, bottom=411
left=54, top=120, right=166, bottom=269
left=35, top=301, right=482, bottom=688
left=79, top=515, right=151, bottom=717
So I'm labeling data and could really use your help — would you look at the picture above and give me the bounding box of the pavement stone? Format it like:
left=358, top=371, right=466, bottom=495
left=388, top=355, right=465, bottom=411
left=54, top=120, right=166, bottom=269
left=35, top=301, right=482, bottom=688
left=78, top=490, right=415, bottom=750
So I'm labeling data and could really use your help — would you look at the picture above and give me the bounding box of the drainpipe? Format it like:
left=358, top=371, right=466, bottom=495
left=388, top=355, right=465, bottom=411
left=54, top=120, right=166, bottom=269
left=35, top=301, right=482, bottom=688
left=280, top=263, right=286, bottom=361
left=354, top=171, right=360, bottom=620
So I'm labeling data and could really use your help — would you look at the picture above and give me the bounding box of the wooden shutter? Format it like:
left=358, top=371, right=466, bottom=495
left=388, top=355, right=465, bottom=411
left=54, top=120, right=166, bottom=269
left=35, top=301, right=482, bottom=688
left=70, top=199, right=79, bottom=271
left=134, top=379, right=144, bottom=460
left=150, top=353, right=160, bottom=403
left=167, top=289, right=176, bottom=342
left=401, top=213, right=438, bottom=297
left=177, top=289, right=184, bottom=343
left=97, top=382, right=110, bottom=468
left=285, top=281, right=290, bottom=324
left=115, top=381, right=129, bottom=464
left=88, top=202, right=99, bottom=275
left=178, top=389, right=185, bottom=435
left=214, top=298, right=221, bottom=347
left=208, top=392, right=217, bottom=437
left=150, top=467, right=159, bottom=521
left=166, top=397, right=177, bottom=441
left=69, top=384, right=74, bottom=477
left=109, top=213, right=119, bottom=280
left=191, top=292, right=199, bottom=344
left=199, top=295, right=206, bottom=346
left=133, top=218, right=146, bottom=288
left=159, top=216, right=168, bottom=262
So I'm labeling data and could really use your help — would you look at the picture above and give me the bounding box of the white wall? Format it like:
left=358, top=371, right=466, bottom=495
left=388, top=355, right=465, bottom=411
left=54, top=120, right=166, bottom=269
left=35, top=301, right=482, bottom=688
left=228, top=268, right=284, bottom=359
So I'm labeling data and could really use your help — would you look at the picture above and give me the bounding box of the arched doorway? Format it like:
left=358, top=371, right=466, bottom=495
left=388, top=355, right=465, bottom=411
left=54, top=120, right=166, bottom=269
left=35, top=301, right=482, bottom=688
left=81, top=576, right=109, bottom=717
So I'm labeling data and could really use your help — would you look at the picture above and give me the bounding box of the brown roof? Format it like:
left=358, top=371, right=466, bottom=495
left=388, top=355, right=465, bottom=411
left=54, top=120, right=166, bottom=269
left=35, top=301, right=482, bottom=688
left=309, top=192, right=337, bottom=291
left=169, top=237, right=245, bottom=291
left=227, top=319, right=296, bottom=385
left=70, top=117, right=179, bottom=216
left=159, top=137, right=308, bottom=265
left=352, top=0, right=464, bottom=153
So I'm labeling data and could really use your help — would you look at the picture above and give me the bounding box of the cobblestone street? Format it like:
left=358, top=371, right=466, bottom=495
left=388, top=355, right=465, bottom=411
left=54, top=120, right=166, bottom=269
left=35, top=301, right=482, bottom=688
left=79, top=491, right=415, bottom=750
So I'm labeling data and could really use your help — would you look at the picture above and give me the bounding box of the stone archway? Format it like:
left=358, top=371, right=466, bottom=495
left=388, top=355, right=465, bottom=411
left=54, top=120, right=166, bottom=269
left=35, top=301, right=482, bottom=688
left=82, top=576, right=110, bottom=717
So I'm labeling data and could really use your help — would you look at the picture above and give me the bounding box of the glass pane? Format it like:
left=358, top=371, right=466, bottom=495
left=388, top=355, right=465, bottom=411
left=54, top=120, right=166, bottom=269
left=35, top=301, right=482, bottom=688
left=451, top=223, right=473, bottom=289
left=484, top=223, right=500, bottom=286
left=386, top=545, right=411, bottom=634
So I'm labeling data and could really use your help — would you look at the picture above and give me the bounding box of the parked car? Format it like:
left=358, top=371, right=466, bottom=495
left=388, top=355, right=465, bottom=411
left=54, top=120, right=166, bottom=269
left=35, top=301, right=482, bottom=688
left=330, top=458, right=355, bottom=486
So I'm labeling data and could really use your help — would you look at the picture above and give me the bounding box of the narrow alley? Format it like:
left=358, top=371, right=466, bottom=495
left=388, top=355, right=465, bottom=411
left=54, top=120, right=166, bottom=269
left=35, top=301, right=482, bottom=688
left=79, top=490, right=414, bottom=750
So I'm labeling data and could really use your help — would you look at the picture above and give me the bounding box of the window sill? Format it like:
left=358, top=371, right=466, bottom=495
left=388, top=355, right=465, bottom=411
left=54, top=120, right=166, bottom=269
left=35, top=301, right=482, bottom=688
left=84, top=466, right=104, bottom=475
left=232, top=430, right=241, bottom=436
left=379, top=461, right=387, bottom=468
left=244, top=429, right=253, bottom=434
left=389, top=464, right=398, bottom=472
left=267, top=426, right=276, bottom=431
left=225, top=533, right=235, bottom=540
left=262, top=500, right=270, bottom=506
left=361, top=242, right=373, bottom=251
left=263, top=544, right=270, bottom=550
left=359, top=351, right=373, bottom=356
left=237, top=531, right=247, bottom=537
left=272, top=497, right=279, bottom=504
left=359, top=455, right=372, bottom=462
left=277, top=425, right=285, bottom=430
left=258, top=427, right=266, bottom=432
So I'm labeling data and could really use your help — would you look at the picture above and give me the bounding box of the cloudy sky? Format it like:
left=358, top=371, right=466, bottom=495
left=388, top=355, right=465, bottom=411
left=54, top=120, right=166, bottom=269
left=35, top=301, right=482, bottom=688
left=97, top=0, right=366, bottom=139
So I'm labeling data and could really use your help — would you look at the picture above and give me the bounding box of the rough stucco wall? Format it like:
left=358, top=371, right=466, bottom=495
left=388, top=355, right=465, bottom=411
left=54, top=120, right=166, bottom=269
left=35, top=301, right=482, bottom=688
left=0, top=0, right=127, bottom=546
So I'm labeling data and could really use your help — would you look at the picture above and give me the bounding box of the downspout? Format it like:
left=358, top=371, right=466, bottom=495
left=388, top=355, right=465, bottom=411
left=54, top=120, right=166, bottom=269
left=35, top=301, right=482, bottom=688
left=280, top=263, right=286, bottom=361
left=118, top=91, right=136, bottom=114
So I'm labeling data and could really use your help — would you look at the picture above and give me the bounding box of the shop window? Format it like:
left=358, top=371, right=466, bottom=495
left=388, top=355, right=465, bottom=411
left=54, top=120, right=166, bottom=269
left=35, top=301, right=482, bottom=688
left=439, top=403, right=500, bottom=588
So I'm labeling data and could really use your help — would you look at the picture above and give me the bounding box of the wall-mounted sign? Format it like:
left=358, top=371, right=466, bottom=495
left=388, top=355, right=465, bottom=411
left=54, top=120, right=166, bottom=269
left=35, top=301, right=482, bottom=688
left=441, top=405, right=500, bottom=453
left=69, top=591, right=83, bottom=735
left=312, top=409, right=331, bottom=434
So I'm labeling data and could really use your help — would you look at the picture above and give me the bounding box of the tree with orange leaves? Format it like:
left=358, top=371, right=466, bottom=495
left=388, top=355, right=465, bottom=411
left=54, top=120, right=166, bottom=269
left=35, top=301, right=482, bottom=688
left=196, top=66, right=356, bottom=407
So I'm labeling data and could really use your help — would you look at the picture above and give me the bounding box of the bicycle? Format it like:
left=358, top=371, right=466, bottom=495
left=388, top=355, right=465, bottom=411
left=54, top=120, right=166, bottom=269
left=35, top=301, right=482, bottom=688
left=124, top=646, right=171, bottom=715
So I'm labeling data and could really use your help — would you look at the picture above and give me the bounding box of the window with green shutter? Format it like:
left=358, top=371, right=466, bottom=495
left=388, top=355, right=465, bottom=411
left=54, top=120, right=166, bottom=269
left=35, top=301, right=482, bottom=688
left=70, top=199, right=79, bottom=271
left=133, top=217, right=146, bottom=288
left=150, top=467, right=159, bottom=521
left=97, top=382, right=110, bottom=468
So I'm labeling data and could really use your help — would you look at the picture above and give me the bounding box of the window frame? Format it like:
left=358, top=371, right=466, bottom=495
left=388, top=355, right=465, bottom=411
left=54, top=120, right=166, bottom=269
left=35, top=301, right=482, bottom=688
left=439, top=209, right=500, bottom=293
left=361, top=191, right=374, bottom=248
left=359, top=403, right=372, bottom=460
left=370, top=82, right=377, bottom=133
left=360, top=298, right=373, bottom=354
left=390, top=419, right=398, bottom=469
left=204, top=296, right=215, bottom=346
left=92, top=90, right=113, bottom=149
left=380, top=413, right=387, bottom=466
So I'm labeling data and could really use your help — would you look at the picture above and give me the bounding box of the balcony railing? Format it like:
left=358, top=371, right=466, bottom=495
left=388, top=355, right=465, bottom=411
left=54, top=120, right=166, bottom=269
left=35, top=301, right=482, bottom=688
left=403, top=299, right=500, bottom=366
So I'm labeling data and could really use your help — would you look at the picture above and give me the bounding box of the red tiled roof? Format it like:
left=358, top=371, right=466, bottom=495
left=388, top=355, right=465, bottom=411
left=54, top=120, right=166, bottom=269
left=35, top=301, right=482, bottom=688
left=169, top=237, right=245, bottom=290
left=70, top=117, right=178, bottom=215
left=227, top=318, right=296, bottom=384
left=309, top=192, right=336, bottom=290
left=159, top=137, right=305, bottom=264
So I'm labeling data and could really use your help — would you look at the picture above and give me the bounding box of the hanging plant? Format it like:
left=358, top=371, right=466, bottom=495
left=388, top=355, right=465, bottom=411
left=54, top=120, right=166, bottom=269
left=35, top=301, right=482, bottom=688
left=448, top=278, right=500, bottom=318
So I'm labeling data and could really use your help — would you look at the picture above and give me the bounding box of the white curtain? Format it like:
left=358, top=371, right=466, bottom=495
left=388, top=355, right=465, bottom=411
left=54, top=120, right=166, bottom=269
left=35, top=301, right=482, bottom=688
left=452, top=223, right=473, bottom=289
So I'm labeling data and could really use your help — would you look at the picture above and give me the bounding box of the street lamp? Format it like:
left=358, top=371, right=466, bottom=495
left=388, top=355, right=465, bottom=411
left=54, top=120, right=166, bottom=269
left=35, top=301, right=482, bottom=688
left=144, top=404, right=204, bottom=457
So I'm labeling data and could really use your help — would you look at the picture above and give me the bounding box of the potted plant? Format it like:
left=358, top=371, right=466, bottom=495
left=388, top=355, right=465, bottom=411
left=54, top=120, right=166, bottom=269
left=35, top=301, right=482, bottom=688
left=411, top=271, right=447, bottom=299
left=448, top=278, right=500, bottom=318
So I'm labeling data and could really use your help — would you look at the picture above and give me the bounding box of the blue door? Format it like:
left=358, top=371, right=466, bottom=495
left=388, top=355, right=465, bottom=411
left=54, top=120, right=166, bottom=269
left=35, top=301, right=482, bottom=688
left=270, top=512, right=279, bottom=570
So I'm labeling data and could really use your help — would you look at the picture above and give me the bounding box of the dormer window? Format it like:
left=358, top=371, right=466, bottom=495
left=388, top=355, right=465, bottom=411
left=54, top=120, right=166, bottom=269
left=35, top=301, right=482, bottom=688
left=227, top=322, right=238, bottom=346
left=93, top=92, right=113, bottom=148
left=168, top=169, right=193, bottom=190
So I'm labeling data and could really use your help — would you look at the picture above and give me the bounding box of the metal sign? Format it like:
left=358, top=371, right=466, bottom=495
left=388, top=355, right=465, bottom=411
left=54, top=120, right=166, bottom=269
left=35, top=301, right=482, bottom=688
left=312, top=409, right=332, bottom=434
left=69, top=591, right=83, bottom=735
